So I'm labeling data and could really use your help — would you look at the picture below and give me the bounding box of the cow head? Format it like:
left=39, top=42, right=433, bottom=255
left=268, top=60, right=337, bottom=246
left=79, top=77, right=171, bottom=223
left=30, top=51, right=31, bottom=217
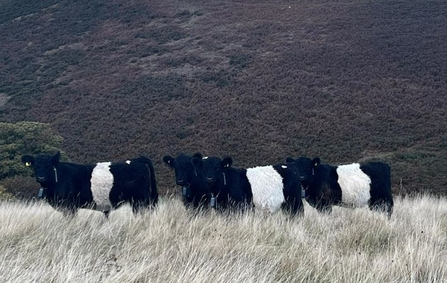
left=192, top=156, right=231, bottom=195
left=22, top=152, right=61, bottom=188
left=286, top=156, right=320, bottom=185
left=163, top=153, right=202, bottom=186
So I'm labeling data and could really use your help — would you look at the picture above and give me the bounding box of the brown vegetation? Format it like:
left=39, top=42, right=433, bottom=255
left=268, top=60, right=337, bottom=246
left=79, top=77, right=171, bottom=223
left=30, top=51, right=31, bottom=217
left=1, top=0, right=446, bottom=196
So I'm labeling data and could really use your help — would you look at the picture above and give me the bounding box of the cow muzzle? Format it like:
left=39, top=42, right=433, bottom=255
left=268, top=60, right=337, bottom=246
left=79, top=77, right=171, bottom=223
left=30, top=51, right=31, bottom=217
left=37, top=176, right=47, bottom=182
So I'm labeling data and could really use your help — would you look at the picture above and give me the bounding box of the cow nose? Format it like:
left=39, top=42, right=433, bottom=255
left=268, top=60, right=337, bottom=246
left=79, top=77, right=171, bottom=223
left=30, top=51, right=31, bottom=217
left=206, top=177, right=214, bottom=184
left=299, top=175, right=305, bottom=181
left=176, top=180, right=184, bottom=186
left=37, top=176, right=46, bottom=182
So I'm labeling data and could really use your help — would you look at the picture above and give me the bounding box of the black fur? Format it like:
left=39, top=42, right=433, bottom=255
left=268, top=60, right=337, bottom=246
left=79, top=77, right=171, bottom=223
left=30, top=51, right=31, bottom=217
left=163, top=153, right=211, bottom=210
left=21, top=152, right=158, bottom=216
left=272, top=162, right=305, bottom=216
left=360, top=162, right=394, bottom=216
left=192, top=156, right=253, bottom=212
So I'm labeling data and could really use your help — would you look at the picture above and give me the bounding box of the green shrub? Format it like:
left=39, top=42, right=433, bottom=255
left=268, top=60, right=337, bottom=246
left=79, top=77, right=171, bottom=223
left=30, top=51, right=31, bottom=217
left=0, top=121, right=64, bottom=180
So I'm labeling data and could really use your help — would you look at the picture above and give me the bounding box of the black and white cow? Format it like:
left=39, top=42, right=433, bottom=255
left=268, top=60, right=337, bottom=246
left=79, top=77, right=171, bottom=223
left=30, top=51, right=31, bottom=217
left=192, top=156, right=304, bottom=216
left=286, top=156, right=394, bottom=218
left=163, top=153, right=211, bottom=210
left=22, top=152, right=158, bottom=216
left=191, top=156, right=253, bottom=212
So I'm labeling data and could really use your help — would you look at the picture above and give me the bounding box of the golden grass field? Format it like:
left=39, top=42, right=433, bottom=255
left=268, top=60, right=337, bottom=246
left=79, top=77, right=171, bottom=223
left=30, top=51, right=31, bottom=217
left=1, top=195, right=446, bottom=282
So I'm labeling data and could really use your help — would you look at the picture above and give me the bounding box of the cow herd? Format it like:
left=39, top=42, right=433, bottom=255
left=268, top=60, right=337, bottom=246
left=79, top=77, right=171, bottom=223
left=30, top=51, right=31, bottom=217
left=21, top=151, right=394, bottom=218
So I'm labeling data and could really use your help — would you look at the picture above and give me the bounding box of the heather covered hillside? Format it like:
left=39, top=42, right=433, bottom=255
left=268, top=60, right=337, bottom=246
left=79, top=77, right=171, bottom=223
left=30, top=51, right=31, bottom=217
left=1, top=0, right=446, bottom=196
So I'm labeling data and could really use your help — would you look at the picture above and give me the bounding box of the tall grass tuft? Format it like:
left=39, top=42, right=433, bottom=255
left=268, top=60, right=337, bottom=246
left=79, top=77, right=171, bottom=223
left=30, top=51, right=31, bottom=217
left=1, top=195, right=446, bottom=282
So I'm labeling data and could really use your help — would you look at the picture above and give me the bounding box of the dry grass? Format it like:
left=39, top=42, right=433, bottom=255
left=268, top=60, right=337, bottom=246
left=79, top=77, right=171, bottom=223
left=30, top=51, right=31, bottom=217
left=1, top=195, right=446, bottom=283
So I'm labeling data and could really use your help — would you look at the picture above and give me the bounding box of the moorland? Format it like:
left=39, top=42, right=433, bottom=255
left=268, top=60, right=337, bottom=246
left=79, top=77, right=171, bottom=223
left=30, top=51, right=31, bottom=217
left=0, top=0, right=446, bottom=197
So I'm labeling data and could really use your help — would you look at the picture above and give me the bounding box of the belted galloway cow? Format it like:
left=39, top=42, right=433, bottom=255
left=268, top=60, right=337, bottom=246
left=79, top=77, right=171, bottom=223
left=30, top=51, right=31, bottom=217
left=163, top=153, right=211, bottom=210
left=192, top=156, right=304, bottom=216
left=22, top=152, right=158, bottom=216
left=286, top=156, right=393, bottom=218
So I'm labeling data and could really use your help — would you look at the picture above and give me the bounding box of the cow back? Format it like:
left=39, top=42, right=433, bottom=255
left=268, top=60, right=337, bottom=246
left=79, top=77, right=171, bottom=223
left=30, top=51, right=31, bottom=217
left=109, top=161, right=152, bottom=200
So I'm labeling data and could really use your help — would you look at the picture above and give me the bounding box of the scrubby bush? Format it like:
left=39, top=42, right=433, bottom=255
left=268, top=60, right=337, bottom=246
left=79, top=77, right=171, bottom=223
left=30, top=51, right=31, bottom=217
left=0, top=122, right=63, bottom=199
left=0, top=184, right=13, bottom=200
left=0, top=176, right=39, bottom=200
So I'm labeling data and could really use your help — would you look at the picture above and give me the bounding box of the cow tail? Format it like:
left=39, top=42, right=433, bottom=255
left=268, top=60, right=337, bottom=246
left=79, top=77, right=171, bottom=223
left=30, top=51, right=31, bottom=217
left=148, top=160, right=158, bottom=204
left=137, top=156, right=159, bottom=205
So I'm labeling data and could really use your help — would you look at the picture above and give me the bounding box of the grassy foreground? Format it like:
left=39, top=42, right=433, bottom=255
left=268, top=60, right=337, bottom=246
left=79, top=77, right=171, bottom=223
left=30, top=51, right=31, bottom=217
left=0, top=195, right=446, bottom=283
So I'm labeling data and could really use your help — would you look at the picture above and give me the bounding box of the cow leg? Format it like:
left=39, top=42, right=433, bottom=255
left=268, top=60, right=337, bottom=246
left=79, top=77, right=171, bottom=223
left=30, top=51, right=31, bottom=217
left=230, top=191, right=253, bottom=214
left=235, top=201, right=251, bottom=213
left=149, top=196, right=158, bottom=209
left=193, top=197, right=210, bottom=212
left=309, top=195, right=333, bottom=214
left=369, top=199, right=394, bottom=219
left=386, top=201, right=393, bottom=219
left=281, top=200, right=294, bottom=216
left=131, top=201, right=145, bottom=215
left=61, top=207, right=77, bottom=218
left=150, top=190, right=159, bottom=208
left=292, top=197, right=304, bottom=216
left=369, top=188, right=394, bottom=219
left=282, top=193, right=304, bottom=217
left=132, top=203, right=140, bottom=215
left=132, top=196, right=155, bottom=215
left=315, top=203, right=332, bottom=214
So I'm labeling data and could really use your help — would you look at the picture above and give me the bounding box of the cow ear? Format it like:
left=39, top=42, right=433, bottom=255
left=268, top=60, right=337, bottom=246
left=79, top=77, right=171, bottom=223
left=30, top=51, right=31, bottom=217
left=21, top=155, right=35, bottom=167
left=222, top=157, right=233, bottom=168
left=192, top=157, right=203, bottom=169
left=312, top=157, right=321, bottom=167
left=163, top=156, right=175, bottom=167
left=192, top=152, right=203, bottom=159
left=286, top=157, right=295, bottom=163
left=52, top=151, right=61, bottom=166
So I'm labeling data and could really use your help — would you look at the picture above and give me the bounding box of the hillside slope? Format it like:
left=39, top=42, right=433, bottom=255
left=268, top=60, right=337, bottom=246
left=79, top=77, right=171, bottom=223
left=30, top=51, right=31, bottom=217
left=1, top=0, right=446, bottom=195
